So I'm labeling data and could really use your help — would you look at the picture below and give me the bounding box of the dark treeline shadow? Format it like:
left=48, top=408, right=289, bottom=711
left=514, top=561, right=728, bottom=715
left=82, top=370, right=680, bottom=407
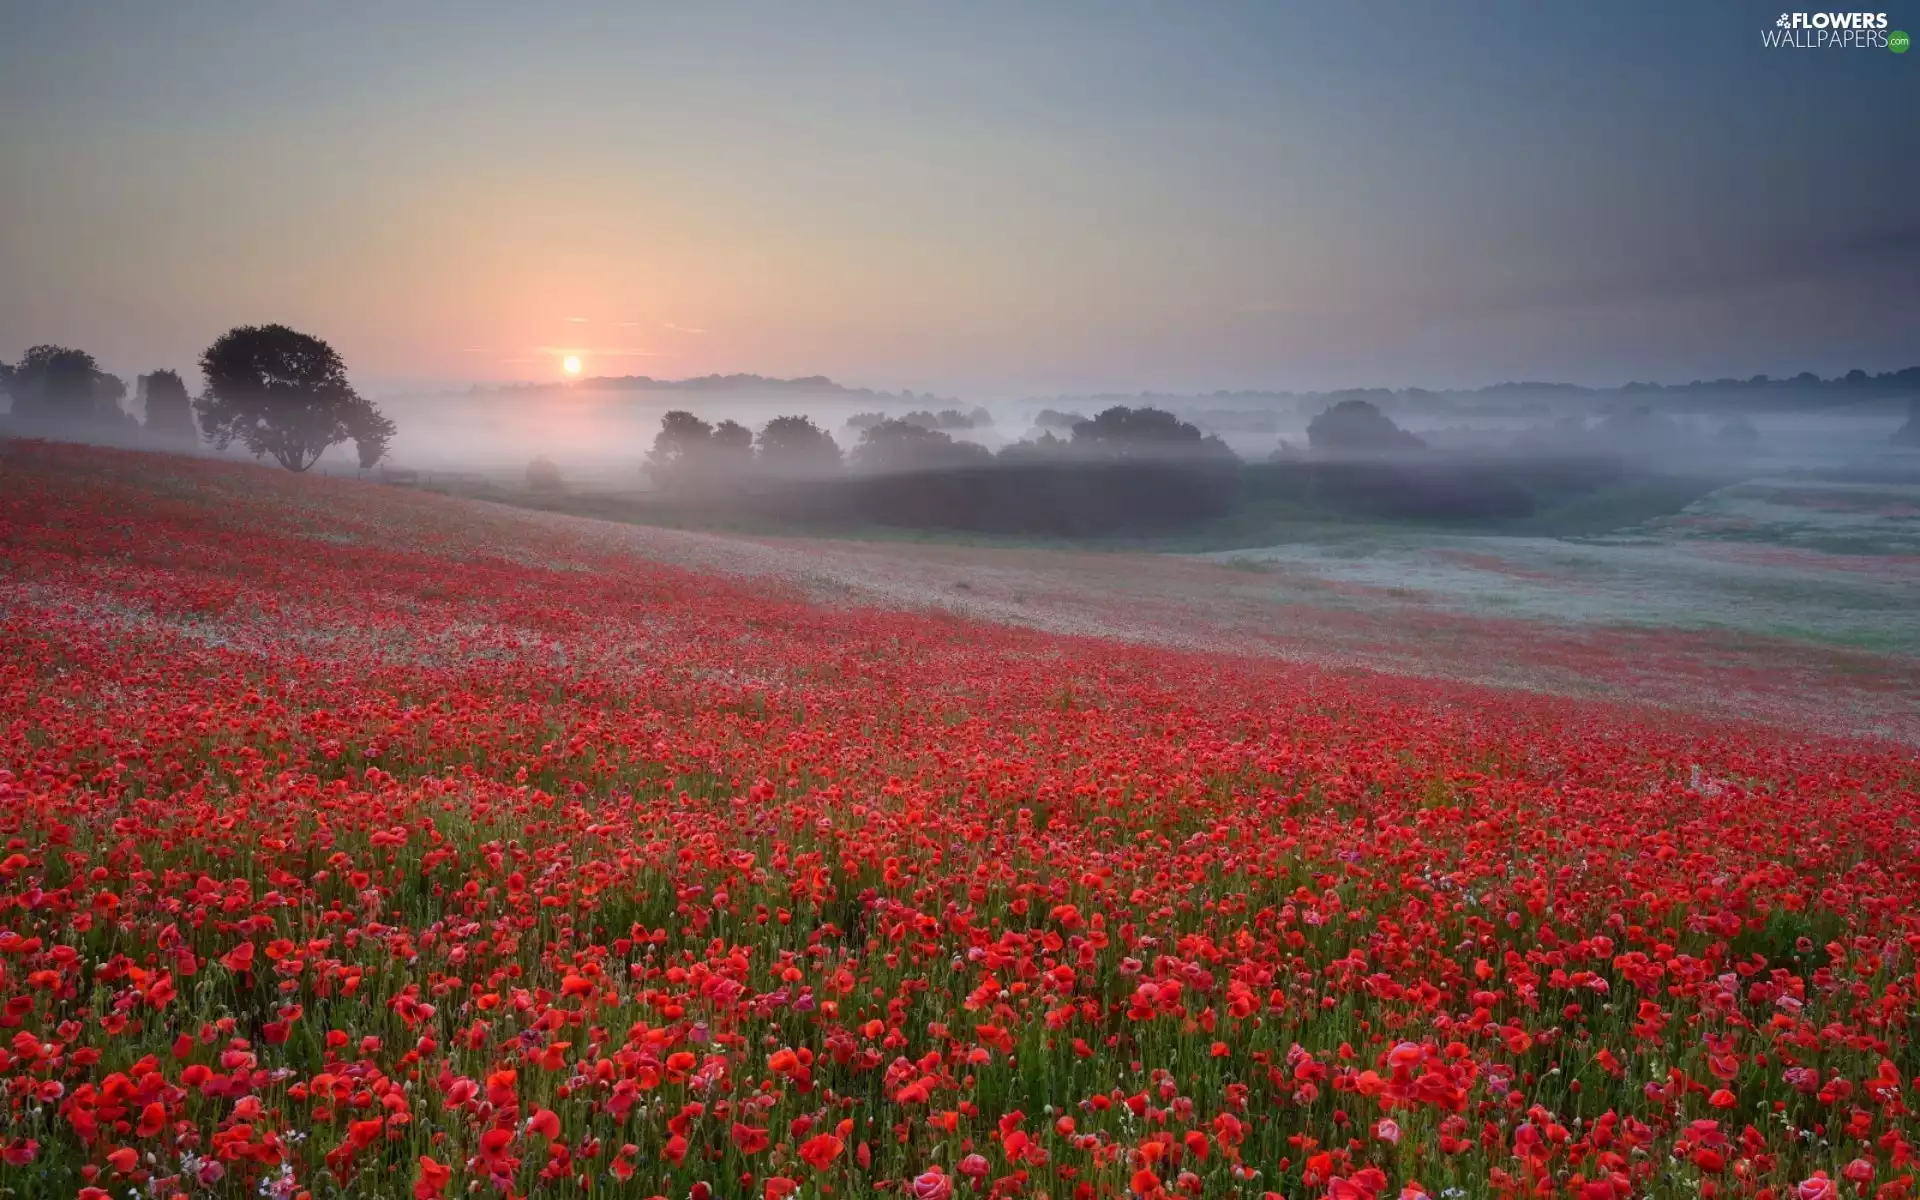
left=775, top=458, right=1239, bottom=537
left=632, top=452, right=1652, bottom=537
left=1245, top=454, right=1628, bottom=521
left=626, top=401, right=1687, bottom=537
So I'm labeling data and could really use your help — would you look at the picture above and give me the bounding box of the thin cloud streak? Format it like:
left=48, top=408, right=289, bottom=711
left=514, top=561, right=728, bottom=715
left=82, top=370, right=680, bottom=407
left=530, top=345, right=658, bottom=357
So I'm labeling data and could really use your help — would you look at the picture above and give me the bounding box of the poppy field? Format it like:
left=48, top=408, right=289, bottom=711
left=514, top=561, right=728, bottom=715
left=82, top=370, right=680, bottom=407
left=2, top=441, right=1918, bottom=1200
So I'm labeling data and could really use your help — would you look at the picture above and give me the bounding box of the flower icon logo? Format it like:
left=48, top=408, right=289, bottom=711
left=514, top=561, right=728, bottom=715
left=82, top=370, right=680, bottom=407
left=1777, top=13, right=1792, bottom=26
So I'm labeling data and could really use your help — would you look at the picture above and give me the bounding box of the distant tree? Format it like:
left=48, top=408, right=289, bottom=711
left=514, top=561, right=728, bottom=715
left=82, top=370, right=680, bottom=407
left=1305, top=399, right=1426, bottom=456
left=353, top=419, right=395, bottom=470
left=94, top=371, right=129, bottom=420
left=647, top=410, right=713, bottom=484
left=1717, top=418, right=1761, bottom=450
left=843, top=411, right=887, bottom=432
left=139, top=370, right=199, bottom=446
left=998, top=429, right=1068, bottom=460
left=526, top=456, right=564, bottom=492
left=852, top=419, right=990, bottom=472
left=8, top=345, right=131, bottom=433
left=1591, top=404, right=1686, bottom=453
left=195, top=325, right=395, bottom=470
left=40, top=348, right=99, bottom=426
left=1072, top=405, right=1192, bottom=448
left=1033, top=408, right=1085, bottom=430
left=1070, top=406, right=1233, bottom=460
left=756, top=415, right=842, bottom=475
left=711, top=419, right=755, bottom=472
left=1893, top=397, right=1920, bottom=448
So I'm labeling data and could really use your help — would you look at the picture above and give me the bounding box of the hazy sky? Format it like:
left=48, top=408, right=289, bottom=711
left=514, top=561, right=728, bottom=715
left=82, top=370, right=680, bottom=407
left=3, top=1, right=1915, bottom=398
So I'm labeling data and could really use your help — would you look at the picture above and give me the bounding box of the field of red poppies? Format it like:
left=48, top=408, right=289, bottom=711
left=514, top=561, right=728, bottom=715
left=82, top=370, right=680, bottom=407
left=3, top=441, right=1918, bottom=1200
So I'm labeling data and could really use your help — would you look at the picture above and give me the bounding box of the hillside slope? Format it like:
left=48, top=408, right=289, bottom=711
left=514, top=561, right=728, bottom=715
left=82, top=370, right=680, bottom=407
left=2, top=440, right=1918, bottom=1198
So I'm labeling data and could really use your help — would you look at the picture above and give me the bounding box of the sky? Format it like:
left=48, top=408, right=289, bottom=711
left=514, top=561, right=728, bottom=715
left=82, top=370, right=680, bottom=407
left=2, top=0, right=1915, bottom=399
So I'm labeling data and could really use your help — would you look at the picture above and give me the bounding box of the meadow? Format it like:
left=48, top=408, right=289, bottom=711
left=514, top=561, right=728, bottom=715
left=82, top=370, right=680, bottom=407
left=3, top=440, right=1918, bottom=1200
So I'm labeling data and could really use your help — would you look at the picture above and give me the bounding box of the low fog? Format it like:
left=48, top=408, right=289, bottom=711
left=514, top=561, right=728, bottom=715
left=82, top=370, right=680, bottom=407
left=354, top=371, right=1920, bottom=474
left=5, top=356, right=1918, bottom=539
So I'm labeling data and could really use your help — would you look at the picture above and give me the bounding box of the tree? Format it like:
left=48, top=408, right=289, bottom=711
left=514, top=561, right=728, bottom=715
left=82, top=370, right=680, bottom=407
left=1070, top=406, right=1234, bottom=461
left=756, top=415, right=842, bottom=475
left=526, top=456, right=564, bottom=492
left=8, top=344, right=130, bottom=433
left=139, top=370, right=199, bottom=446
left=353, top=416, right=395, bottom=469
left=1893, top=397, right=1920, bottom=448
left=1305, top=399, right=1426, bottom=457
left=1590, top=405, right=1685, bottom=454
left=853, top=418, right=991, bottom=472
left=647, top=410, right=713, bottom=484
left=711, top=419, right=755, bottom=473
left=39, top=348, right=98, bottom=427
left=93, top=371, right=129, bottom=422
left=998, top=430, right=1067, bottom=461
left=1033, top=408, right=1086, bottom=431
left=1717, top=418, right=1761, bottom=450
left=194, top=325, right=394, bottom=470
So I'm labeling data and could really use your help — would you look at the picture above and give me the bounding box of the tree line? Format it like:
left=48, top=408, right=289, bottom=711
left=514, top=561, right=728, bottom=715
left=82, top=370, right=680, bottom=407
left=607, top=400, right=1654, bottom=534
left=641, top=404, right=1237, bottom=483
left=1, top=324, right=394, bottom=471
left=620, top=405, right=1240, bottom=535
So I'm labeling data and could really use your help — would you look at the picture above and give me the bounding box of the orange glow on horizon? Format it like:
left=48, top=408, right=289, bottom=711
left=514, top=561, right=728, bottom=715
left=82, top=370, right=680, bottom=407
left=562, top=355, right=582, bottom=377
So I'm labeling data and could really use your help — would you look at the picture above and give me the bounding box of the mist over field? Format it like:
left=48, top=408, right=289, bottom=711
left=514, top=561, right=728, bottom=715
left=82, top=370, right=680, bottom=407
left=9, top=348, right=1919, bottom=556
left=356, top=373, right=1920, bottom=476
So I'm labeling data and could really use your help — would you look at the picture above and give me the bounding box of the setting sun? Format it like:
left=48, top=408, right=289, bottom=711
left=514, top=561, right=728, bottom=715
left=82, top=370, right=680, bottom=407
left=561, top=355, right=582, bottom=376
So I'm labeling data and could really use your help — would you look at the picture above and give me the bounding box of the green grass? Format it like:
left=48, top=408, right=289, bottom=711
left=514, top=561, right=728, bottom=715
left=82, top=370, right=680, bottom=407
left=1499, top=474, right=1731, bottom=537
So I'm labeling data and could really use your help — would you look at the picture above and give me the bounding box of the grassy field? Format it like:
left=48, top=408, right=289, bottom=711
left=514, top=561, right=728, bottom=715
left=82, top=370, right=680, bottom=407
left=342, top=455, right=1920, bottom=741
left=407, top=464, right=1920, bottom=654
left=5, top=440, right=1920, bottom=1200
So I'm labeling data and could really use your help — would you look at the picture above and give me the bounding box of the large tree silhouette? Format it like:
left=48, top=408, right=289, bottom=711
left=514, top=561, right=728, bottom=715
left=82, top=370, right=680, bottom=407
left=194, top=325, right=394, bottom=471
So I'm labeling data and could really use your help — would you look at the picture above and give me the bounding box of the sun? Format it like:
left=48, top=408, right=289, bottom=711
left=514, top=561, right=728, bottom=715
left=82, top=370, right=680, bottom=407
left=562, top=355, right=582, bottom=377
